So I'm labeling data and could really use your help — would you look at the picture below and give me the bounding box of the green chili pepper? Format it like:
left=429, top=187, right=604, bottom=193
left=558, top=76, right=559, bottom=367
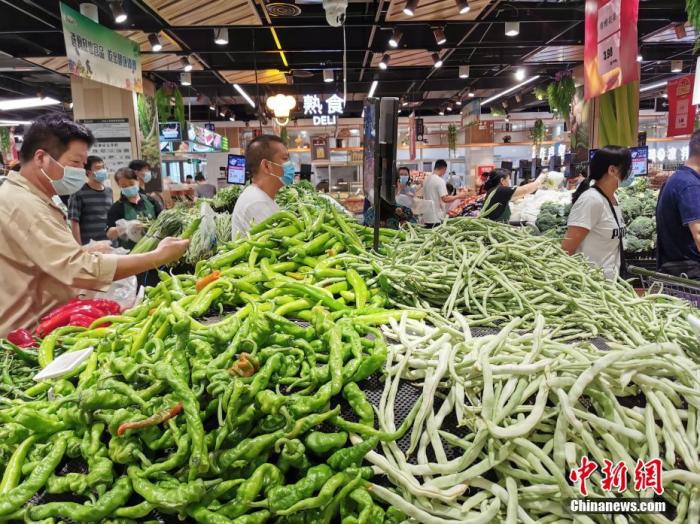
left=128, top=466, right=213, bottom=512
left=0, top=433, right=67, bottom=517
left=305, top=431, right=348, bottom=455
left=277, top=438, right=308, bottom=473
left=220, top=463, right=283, bottom=518
left=113, top=501, right=154, bottom=519
left=275, top=472, right=349, bottom=516
left=343, top=382, right=374, bottom=427
left=327, top=437, right=378, bottom=471
left=281, top=282, right=349, bottom=312
left=320, top=472, right=364, bottom=524
left=267, top=464, right=333, bottom=513
left=140, top=433, right=190, bottom=477
left=346, top=268, right=368, bottom=309
left=0, top=435, right=36, bottom=494
left=218, top=431, right=283, bottom=470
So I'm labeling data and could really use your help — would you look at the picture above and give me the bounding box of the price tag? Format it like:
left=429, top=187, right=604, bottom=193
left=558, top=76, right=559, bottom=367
left=597, top=0, right=621, bottom=42
left=597, top=32, right=621, bottom=76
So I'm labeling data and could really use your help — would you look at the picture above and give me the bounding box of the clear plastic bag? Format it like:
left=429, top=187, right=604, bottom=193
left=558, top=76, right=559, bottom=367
left=115, top=218, right=146, bottom=242
left=185, top=203, right=217, bottom=265
left=79, top=244, right=137, bottom=309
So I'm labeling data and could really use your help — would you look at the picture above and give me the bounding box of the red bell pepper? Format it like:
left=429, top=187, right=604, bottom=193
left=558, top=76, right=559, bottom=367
left=35, top=303, right=108, bottom=338
left=39, top=298, right=81, bottom=323
left=7, top=328, right=37, bottom=348
left=68, top=313, right=96, bottom=328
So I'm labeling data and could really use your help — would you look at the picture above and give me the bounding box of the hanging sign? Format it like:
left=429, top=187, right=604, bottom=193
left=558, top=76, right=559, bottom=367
left=667, top=75, right=696, bottom=137
left=79, top=118, right=133, bottom=174
left=303, top=94, right=344, bottom=125
left=415, top=118, right=425, bottom=142
left=583, top=0, right=639, bottom=100
left=408, top=112, right=416, bottom=160
left=60, top=2, right=142, bottom=93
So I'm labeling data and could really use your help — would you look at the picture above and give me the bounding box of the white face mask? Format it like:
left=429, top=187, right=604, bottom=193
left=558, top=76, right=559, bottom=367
left=41, top=156, right=86, bottom=196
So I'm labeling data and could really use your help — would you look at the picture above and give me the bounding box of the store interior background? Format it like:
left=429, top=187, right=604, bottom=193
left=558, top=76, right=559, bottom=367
left=0, top=0, right=694, bottom=209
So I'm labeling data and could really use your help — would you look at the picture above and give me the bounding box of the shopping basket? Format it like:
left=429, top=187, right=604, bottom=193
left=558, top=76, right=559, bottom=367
left=627, top=265, right=700, bottom=307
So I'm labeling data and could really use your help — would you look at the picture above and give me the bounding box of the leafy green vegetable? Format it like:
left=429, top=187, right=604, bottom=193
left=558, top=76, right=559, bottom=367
left=628, top=216, right=655, bottom=240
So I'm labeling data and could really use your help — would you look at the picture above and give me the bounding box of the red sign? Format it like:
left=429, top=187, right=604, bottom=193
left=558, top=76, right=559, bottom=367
left=667, top=75, right=696, bottom=137
left=584, top=0, right=639, bottom=100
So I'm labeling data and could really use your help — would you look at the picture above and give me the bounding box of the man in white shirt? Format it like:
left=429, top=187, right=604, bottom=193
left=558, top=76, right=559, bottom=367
left=421, top=160, right=465, bottom=227
left=232, top=135, right=292, bottom=238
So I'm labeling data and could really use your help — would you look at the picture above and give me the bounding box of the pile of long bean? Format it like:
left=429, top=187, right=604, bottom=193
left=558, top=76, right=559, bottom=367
left=369, top=218, right=698, bottom=355
left=353, top=313, right=700, bottom=523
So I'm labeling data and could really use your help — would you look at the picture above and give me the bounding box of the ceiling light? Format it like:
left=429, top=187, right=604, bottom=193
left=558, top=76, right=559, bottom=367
left=455, top=0, right=470, bottom=14
left=432, top=53, right=443, bottom=68
left=663, top=93, right=668, bottom=99
left=148, top=33, right=162, bottom=52
left=181, top=56, right=193, bottom=72
left=402, top=99, right=409, bottom=107
left=234, top=83, right=256, bottom=108
left=266, top=94, right=296, bottom=120
left=214, top=28, right=229, bottom=45
left=433, top=27, right=446, bottom=46
left=368, top=80, right=379, bottom=98
left=0, top=119, right=31, bottom=126
left=379, top=54, right=390, bottom=70
left=481, top=75, right=540, bottom=106
left=403, top=0, right=418, bottom=16
left=219, top=109, right=226, bottom=117
left=180, top=72, right=191, bottom=86
left=514, top=67, right=526, bottom=81
left=323, top=70, right=334, bottom=83
left=229, top=116, right=236, bottom=121
left=209, top=102, right=216, bottom=111
left=468, top=92, right=475, bottom=98
left=439, top=110, right=444, bottom=116
left=0, top=97, right=60, bottom=111
left=456, top=99, right=462, bottom=106
left=110, top=2, right=127, bottom=23
left=637, top=54, right=643, bottom=62
left=389, top=28, right=402, bottom=48
left=639, top=80, right=667, bottom=93
left=671, top=60, right=683, bottom=73
left=446, top=105, right=452, bottom=112
left=459, top=65, right=470, bottom=78
left=505, top=21, right=520, bottom=37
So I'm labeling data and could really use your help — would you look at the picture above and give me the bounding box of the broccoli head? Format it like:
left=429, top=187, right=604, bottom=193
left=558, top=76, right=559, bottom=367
left=628, top=216, right=655, bottom=239
left=624, top=234, right=652, bottom=253
left=536, top=211, right=563, bottom=233
left=619, top=196, right=645, bottom=223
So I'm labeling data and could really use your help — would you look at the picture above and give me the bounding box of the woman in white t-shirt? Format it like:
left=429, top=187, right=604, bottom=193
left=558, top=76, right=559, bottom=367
left=562, top=146, right=632, bottom=279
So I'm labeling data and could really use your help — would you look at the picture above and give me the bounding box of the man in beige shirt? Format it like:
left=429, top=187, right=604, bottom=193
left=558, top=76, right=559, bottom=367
left=0, top=114, right=189, bottom=337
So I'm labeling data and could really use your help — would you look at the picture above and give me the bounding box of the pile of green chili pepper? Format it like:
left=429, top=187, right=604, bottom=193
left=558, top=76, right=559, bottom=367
left=0, top=195, right=416, bottom=523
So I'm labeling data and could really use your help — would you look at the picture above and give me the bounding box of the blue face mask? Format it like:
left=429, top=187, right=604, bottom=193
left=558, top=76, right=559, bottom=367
left=41, top=156, right=86, bottom=196
left=94, top=169, right=108, bottom=182
left=143, top=171, right=152, bottom=184
left=121, top=185, right=140, bottom=198
left=270, top=160, right=296, bottom=186
left=399, top=175, right=409, bottom=185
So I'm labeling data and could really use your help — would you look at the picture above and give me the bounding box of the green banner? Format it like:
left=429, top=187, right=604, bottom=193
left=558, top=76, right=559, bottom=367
left=60, top=2, right=142, bottom=93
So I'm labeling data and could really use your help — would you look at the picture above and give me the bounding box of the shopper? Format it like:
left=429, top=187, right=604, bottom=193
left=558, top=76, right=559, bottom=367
left=396, top=166, right=414, bottom=209
left=185, top=174, right=194, bottom=184
left=655, top=129, right=700, bottom=277
left=562, top=146, right=631, bottom=279
left=106, top=168, right=161, bottom=250
left=422, top=159, right=465, bottom=227
left=0, top=114, right=188, bottom=337
left=231, top=134, right=293, bottom=238
left=194, top=173, right=217, bottom=198
left=128, top=159, right=152, bottom=191
left=482, top=168, right=545, bottom=223
left=67, top=155, right=113, bottom=245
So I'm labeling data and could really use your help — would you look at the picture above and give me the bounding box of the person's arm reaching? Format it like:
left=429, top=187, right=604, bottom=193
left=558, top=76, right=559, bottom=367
left=107, top=237, right=189, bottom=280
left=513, top=174, right=546, bottom=199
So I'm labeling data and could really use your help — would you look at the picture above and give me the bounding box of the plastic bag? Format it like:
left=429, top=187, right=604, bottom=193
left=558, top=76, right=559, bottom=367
left=78, top=243, right=137, bottom=309
left=185, top=203, right=217, bottom=265
left=83, top=239, right=113, bottom=254
left=115, top=218, right=146, bottom=242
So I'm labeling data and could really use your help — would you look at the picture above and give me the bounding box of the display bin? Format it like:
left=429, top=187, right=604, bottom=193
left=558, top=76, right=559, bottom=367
left=627, top=265, right=700, bottom=307
left=623, top=250, right=657, bottom=285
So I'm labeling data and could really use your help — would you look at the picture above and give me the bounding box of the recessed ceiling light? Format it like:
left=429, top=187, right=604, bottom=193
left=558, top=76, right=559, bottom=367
left=439, top=110, right=445, bottom=116
left=468, top=92, right=475, bottom=98
left=671, top=60, right=683, bottom=72
left=432, top=53, right=443, bottom=68
left=323, top=70, right=334, bottom=83
left=446, top=105, right=452, bottom=112
left=389, top=28, right=402, bottom=48
left=456, top=100, right=462, bottom=106
left=459, top=65, right=470, bottom=78
left=180, top=72, right=191, bottom=86
left=505, top=21, right=520, bottom=37
left=403, top=0, right=418, bottom=17
left=214, top=28, right=229, bottom=46
left=514, top=67, right=526, bottom=81
left=181, top=56, right=193, bottom=72
left=110, top=2, right=127, bottom=23
left=148, top=33, right=162, bottom=52
left=433, top=27, right=447, bottom=46
left=455, top=0, right=470, bottom=14
left=379, top=54, right=390, bottom=70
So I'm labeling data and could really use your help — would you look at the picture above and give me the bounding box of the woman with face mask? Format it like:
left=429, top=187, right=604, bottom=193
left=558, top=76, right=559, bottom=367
left=106, top=168, right=162, bottom=250
left=562, top=146, right=632, bottom=279
left=395, top=166, right=414, bottom=210
left=0, top=115, right=188, bottom=337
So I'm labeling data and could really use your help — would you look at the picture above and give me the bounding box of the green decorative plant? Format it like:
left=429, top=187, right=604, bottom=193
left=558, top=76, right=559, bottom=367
left=530, top=118, right=546, bottom=150
left=688, top=0, right=700, bottom=49
left=447, top=124, right=457, bottom=157
left=280, top=126, right=288, bottom=147
left=490, top=106, right=506, bottom=117
left=137, top=94, right=161, bottom=170
left=533, top=86, right=548, bottom=101
left=546, top=74, right=576, bottom=121
left=155, top=82, right=186, bottom=129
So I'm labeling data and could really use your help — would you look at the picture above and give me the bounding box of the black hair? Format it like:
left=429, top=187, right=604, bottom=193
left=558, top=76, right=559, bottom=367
left=20, top=114, right=94, bottom=163
left=195, top=173, right=205, bottom=182
left=85, top=155, right=103, bottom=172
left=689, top=129, right=700, bottom=158
left=571, top=146, right=631, bottom=205
left=484, top=168, right=510, bottom=192
left=398, top=166, right=410, bottom=175
left=114, top=167, right=137, bottom=183
left=446, top=183, right=456, bottom=196
left=128, top=159, right=150, bottom=172
left=434, top=159, right=447, bottom=171
left=185, top=174, right=193, bottom=180
left=246, top=134, right=285, bottom=177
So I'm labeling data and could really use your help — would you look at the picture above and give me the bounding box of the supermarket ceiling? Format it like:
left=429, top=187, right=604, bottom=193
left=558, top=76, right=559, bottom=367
left=0, top=0, right=693, bottom=121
